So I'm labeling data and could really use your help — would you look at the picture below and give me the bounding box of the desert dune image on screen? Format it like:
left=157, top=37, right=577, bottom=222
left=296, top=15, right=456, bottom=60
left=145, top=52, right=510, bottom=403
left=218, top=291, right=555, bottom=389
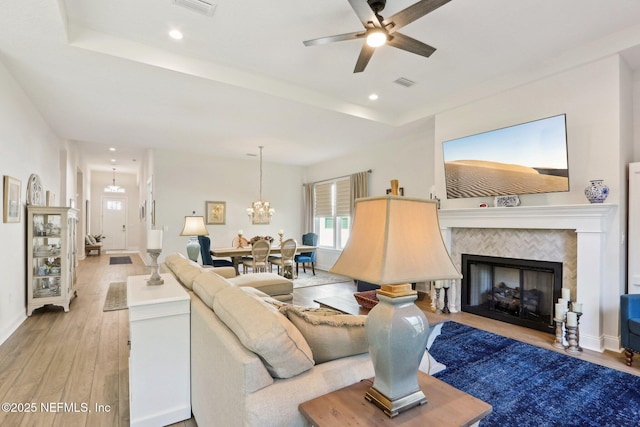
left=443, top=115, right=569, bottom=199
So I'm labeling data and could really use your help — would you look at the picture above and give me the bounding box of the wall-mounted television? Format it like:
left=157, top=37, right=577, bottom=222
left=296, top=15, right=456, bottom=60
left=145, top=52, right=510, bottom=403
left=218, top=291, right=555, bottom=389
left=442, top=114, right=569, bottom=199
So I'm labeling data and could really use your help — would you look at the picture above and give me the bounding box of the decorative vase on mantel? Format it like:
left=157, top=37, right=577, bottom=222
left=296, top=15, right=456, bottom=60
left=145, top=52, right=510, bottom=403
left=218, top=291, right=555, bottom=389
left=584, top=179, right=609, bottom=204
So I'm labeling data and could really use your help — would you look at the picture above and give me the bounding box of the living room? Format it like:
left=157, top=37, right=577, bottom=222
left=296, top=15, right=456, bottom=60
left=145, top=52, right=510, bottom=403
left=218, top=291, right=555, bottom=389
left=2, top=0, right=640, bottom=425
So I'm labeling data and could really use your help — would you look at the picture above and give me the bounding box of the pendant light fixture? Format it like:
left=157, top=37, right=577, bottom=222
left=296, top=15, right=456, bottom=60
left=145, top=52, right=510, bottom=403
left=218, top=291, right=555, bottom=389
left=105, top=168, right=125, bottom=193
left=247, top=146, right=274, bottom=224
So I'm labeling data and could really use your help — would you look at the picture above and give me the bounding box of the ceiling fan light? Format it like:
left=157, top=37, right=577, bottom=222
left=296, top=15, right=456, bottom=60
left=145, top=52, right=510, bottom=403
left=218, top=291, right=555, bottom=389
left=366, top=30, right=387, bottom=47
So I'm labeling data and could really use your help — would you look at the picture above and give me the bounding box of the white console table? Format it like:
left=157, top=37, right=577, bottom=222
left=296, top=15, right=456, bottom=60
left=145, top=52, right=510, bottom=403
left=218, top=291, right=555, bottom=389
left=127, top=273, right=190, bottom=427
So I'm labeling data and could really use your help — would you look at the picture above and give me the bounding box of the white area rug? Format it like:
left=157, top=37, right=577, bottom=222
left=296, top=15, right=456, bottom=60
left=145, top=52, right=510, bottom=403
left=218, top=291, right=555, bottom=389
left=293, top=270, right=353, bottom=288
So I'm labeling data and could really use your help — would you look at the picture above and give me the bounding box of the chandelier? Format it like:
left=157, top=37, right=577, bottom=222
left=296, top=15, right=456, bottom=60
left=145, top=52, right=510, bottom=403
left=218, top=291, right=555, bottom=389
left=104, top=168, right=124, bottom=193
left=247, top=146, right=274, bottom=224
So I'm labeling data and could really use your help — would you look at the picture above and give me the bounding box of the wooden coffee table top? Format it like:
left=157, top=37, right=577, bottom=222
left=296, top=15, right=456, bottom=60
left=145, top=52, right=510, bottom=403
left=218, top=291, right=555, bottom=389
left=299, top=371, right=492, bottom=427
left=314, top=292, right=450, bottom=325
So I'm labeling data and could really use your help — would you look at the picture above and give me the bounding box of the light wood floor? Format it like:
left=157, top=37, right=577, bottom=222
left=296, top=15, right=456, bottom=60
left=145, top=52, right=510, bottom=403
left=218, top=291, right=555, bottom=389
left=0, top=255, right=637, bottom=427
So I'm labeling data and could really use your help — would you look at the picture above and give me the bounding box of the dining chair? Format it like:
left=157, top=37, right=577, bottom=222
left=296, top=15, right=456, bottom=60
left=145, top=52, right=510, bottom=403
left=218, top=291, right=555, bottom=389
left=295, top=232, right=318, bottom=276
left=198, top=235, right=234, bottom=268
left=242, top=239, right=271, bottom=273
left=269, top=238, right=298, bottom=279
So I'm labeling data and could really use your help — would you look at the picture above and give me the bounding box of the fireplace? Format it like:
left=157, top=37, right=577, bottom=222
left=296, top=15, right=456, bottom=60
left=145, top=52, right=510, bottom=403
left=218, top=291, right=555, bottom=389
left=461, top=254, right=562, bottom=334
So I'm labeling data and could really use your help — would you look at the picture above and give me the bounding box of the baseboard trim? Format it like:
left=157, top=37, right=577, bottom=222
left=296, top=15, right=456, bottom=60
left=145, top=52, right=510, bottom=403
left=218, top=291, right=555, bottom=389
left=0, top=310, right=26, bottom=346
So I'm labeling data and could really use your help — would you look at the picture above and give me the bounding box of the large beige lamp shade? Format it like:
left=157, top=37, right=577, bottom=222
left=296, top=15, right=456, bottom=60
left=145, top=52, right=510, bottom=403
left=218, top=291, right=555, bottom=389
left=180, top=213, right=209, bottom=262
left=331, top=196, right=460, bottom=286
left=330, top=195, right=461, bottom=417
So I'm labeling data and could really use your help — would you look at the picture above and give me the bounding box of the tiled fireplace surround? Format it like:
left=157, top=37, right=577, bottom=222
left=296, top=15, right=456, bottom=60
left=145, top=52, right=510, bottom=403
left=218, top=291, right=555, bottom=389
left=437, top=204, right=616, bottom=352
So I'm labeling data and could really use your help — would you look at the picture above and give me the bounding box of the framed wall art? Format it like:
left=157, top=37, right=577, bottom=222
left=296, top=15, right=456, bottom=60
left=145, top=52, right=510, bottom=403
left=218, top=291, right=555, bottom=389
left=206, top=201, right=226, bottom=225
left=3, top=175, right=21, bottom=223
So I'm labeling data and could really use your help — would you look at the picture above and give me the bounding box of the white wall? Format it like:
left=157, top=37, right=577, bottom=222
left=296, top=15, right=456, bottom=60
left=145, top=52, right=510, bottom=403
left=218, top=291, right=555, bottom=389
left=152, top=149, right=304, bottom=262
left=0, top=60, right=64, bottom=344
left=433, top=55, right=633, bottom=349
left=304, top=116, right=436, bottom=270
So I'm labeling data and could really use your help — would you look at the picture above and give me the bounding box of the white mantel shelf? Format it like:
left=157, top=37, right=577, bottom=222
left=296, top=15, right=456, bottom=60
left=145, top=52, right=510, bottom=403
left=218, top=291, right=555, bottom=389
left=438, top=204, right=617, bottom=232
left=437, top=203, right=618, bottom=352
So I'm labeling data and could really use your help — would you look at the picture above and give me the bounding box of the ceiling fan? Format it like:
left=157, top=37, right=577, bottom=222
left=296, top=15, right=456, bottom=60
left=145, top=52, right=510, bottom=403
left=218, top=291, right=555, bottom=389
left=303, top=0, right=451, bottom=73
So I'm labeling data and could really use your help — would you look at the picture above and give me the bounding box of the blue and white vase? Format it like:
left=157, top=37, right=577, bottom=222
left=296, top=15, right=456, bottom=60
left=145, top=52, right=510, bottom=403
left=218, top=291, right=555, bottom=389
left=584, top=179, right=609, bottom=203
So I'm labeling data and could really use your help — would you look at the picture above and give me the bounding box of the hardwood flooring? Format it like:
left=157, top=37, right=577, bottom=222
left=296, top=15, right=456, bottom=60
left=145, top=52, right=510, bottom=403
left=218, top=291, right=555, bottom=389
left=0, top=257, right=637, bottom=427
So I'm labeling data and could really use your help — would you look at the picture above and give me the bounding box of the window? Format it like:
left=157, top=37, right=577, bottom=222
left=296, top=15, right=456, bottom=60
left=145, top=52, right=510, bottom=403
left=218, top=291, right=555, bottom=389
left=106, top=200, right=123, bottom=210
left=313, top=178, right=351, bottom=249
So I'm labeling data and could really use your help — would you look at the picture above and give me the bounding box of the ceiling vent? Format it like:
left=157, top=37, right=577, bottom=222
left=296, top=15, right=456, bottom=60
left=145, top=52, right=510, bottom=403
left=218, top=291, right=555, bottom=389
left=393, top=77, right=417, bottom=88
left=172, top=0, right=216, bottom=16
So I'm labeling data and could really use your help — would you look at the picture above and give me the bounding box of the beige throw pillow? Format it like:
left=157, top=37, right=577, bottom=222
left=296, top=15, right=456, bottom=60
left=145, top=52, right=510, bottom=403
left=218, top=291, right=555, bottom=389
left=280, top=305, right=368, bottom=364
left=213, top=286, right=314, bottom=378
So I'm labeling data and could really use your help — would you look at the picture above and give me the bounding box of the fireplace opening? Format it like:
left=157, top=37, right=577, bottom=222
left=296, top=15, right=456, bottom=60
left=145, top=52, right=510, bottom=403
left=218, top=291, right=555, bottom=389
left=461, top=254, right=562, bottom=334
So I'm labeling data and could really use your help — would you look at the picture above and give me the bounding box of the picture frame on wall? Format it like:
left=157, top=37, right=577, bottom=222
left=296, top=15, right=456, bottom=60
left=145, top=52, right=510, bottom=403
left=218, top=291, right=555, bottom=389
left=206, top=201, right=226, bottom=225
left=3, top=175, right=21, bottom=223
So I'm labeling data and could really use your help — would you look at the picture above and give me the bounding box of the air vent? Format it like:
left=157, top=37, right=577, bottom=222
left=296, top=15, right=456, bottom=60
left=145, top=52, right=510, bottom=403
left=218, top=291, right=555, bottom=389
left=172, top=0, right=216, bottom=16
left=393, top=77, right=417, bottom=88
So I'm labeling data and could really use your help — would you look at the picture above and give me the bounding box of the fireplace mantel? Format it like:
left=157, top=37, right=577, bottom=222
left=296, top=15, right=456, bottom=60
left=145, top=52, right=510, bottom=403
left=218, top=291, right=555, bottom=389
left=437, top=203, right=618, bottom=352
left=438, top=204, right=616, bottom=232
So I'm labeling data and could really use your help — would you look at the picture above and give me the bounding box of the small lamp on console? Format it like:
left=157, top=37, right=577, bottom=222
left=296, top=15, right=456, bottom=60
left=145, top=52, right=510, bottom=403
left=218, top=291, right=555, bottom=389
left=147, top=229, right=164, bottom=286
left=180, top=211, right=209, bottom=262
left=330, top=182, right=461, bottom=417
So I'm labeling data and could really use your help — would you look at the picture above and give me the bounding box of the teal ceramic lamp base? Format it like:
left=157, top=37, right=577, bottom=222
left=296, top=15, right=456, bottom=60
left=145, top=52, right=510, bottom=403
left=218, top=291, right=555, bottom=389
left=364, top=285, right=430, bottom=418
left=186, top=236, right=200, bottom=262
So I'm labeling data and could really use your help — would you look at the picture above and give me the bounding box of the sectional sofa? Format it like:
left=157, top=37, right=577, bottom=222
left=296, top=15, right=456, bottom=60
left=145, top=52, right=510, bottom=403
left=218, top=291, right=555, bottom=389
left=161, top=253, right=375, bottom=426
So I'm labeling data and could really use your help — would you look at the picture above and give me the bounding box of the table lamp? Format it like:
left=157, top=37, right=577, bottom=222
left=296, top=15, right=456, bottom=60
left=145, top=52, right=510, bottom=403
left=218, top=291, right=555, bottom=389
left=147, top=229, right=164, bottom=286
left=330, top=187, right=461, bottom=417
left=180, top=212, right=209, bottom=262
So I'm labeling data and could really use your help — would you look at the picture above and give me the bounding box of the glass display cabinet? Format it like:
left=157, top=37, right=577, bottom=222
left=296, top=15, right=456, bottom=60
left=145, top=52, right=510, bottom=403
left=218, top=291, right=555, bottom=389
left=27, top=206, right=78, bottom=315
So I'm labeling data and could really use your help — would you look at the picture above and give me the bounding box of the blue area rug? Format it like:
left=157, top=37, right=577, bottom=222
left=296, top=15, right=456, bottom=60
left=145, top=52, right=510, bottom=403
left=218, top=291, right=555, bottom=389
left=429, top=321, right=640, bottom=427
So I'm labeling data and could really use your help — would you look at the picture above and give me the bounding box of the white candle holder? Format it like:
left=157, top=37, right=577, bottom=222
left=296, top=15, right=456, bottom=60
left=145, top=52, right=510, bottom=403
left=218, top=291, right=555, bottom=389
left=147, top=249, right=164, bottom=286
left=434, top=287, right=442, bottom=314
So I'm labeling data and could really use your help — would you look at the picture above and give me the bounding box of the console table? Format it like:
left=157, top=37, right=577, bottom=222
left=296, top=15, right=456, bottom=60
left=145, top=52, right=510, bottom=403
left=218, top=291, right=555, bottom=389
left=299, top=371, right=492, bottom=427
left=127, top=273, right=190, bottom=427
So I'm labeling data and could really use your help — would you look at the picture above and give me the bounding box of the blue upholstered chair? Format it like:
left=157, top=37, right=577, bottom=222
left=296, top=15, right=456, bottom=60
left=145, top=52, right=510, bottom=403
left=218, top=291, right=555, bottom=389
left=620, top=294, right=640, bottom=366
left=198, top=235, right=234, bottom=268
left=295, top=233, right=318, bottom=276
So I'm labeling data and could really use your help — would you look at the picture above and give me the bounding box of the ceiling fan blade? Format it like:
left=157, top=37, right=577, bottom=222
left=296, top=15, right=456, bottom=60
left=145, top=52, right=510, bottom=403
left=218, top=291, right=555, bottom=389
left=354, top=43, right=375, bottom=73
left=348, top=0, right=383, bottom=28
left=303, top=31, right=365, bottom=47
left=387, top=32, right=436, bottom=57
left=383, top=0, right=451, bottom=33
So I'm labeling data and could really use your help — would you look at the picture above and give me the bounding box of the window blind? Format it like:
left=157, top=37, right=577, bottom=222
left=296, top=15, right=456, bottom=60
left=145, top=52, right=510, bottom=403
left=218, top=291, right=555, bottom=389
left=314, top=182, right=333, bottom=217
left=335, top=178, right=351, bottom=217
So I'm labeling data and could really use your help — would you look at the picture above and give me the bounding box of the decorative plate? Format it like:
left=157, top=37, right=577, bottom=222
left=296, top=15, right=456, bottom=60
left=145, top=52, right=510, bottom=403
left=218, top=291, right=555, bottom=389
left=494, top=195, right=520, bottom=207
left=26, top=174, right=44, bottom=206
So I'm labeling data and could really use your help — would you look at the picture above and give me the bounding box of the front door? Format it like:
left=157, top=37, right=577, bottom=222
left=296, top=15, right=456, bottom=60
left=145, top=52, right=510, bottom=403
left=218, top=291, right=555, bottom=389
left=101, top=197, right=127, bottom=250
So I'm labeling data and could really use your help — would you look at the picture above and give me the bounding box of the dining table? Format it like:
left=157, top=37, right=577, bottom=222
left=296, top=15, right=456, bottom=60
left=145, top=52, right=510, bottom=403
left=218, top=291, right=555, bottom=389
left=211, top=244, right=317, bottom=275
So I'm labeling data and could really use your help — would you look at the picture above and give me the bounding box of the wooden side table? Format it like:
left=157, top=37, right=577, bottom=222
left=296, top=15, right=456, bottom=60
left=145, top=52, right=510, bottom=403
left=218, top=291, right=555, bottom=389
left=127, top=273, right=191, bottom=427
left=299, top=371, right=492, bottom=427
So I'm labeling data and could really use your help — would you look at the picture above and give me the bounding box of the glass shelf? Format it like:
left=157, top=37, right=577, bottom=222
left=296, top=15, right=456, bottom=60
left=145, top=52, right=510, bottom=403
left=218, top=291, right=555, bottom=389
left=33, top=277, right=61, bottom=298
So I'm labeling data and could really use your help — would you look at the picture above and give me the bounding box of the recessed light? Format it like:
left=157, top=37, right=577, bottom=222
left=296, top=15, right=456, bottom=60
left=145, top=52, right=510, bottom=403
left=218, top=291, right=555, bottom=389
left=169, top=29, right=184, bottom=40
left=111, top=159, right=116, bottom=163
left=109, top=147, right=116, bottom=152
left=369, top=93, right=379, bottom=101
